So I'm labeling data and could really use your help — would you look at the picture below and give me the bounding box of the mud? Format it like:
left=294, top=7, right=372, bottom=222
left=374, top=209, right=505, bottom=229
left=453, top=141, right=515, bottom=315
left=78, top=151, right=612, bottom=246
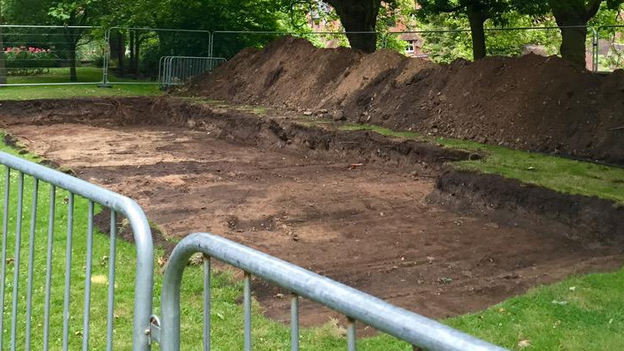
left=432, top=170, right=624, bottom=242
left=188, top=36, right=624, bottom=165
left=0, top=97, right=622, bottom=328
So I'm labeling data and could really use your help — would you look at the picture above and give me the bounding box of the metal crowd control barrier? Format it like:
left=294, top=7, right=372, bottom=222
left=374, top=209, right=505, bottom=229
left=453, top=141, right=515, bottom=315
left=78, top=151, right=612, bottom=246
left=0, top=150, right=511, bottom=350
left=158, top=233, right=509, bottom=351
left=158, top=56, right=226, bottom=89
left=0, top=151, right=154, bottom=351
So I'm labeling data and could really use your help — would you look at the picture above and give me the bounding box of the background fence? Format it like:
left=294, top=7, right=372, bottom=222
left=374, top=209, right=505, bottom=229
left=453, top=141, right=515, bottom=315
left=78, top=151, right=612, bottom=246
left=0, top=25, right=106, bottom=86
left=596, top=25, right=624, bottom=72
left=1, top=25, right=622, bottom=88
left=103, top=27, right=212, bottom=85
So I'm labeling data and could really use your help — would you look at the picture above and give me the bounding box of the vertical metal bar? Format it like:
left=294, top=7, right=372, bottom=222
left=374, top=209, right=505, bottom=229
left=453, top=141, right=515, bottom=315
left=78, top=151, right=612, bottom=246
left=244, top=272, right=252, bottom=351
left=347, top=318, right=356, bottom=351
left=158, top=56, right=164, bottom=87
left=0, top=167, right=11, bottom=351
left=25, top=178, right=39, bottom=351
left=291, top=294, right=299, bottom=351
left=9, top=172, right=24, bottom=351
left=203, top=256, right=211, bottom=351
left=101, top=29, right=110, bottom=85
left=82, top=201, right=95, bottom=351
left=43, top=185, right=56, bottom=351
left=167, top=57, right=171, bottom=86
left=106, top=210, right=117, bottom=351
left=62, top=193, right=74, bottom=351
left=592, top=27, right=599, bottom=73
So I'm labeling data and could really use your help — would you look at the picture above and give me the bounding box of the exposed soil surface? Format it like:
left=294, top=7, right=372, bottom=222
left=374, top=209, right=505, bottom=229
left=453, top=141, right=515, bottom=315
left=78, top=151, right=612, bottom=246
left=187, top=36, right=624, bottom=164
left=1, top=97, right=622, bottom=328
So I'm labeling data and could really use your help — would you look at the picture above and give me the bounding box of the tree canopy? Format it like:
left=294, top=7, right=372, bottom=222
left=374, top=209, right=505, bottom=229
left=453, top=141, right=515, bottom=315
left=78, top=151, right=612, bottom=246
left=0, top=0, right=623, bottom=79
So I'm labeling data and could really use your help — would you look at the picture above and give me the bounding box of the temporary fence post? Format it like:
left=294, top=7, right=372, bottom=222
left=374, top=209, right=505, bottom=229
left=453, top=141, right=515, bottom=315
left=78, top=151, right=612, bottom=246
left=99, top=27, right=113, bottom=88
left=591, top=27, right=599, bottom=73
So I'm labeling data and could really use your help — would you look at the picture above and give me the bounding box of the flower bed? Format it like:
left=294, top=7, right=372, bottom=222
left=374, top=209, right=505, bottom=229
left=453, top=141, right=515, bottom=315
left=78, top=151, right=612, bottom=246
left=2, top=46, right=58, bottom=75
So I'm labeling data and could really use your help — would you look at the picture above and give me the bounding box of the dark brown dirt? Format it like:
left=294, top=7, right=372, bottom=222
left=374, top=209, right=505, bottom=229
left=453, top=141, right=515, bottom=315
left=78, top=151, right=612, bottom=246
left=187, top=36, right=624, bottom=164
left=1, top=97, right=623, bottom=329
left=431, top=170, right=624, bottom=242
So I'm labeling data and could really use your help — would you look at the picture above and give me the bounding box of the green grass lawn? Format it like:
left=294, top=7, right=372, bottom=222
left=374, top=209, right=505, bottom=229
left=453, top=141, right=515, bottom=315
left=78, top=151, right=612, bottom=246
left=6, top=67, right=105, bottom=84
left=0, top=67, right=162, bottom=100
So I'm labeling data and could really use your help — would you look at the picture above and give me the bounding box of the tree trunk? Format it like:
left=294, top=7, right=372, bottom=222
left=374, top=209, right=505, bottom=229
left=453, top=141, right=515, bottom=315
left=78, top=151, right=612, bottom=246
left=134, top=36, right=140, bottom=75
left=0, top=26, right=6, bottom=85
left=111, top=31, right=125, bottom=73
left=467, top=4, right=488, bottom=60
left=325, top=0, right=382, bottom=53
left=560, top=26, right=589, bottom=66
left=69, top=40, right=78, bottom=82
left=129, top=31, right=136, bottom=74
left=65, top=16, right=80, bottom=82
left=548, top=0, right=602, bottom=67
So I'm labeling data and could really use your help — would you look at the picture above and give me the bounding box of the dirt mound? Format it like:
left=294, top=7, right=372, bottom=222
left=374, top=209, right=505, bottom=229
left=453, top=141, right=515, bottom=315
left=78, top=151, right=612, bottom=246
left=187, top=36, right=624, bottom=164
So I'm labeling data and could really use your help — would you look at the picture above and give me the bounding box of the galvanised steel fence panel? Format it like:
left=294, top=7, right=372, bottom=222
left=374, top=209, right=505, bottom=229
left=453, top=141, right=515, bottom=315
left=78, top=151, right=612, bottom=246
left=0, top=25, right=105, bottom=87
left=0, top=151, right=154, bottom=351
left=595, top=25, right=624, bottom=73
left=0, top=25, right=608, bottom=88
left=385, top=25, right=598, bottom=70
left=102, top=27, right=212, bottom=86
left=158, top=56, right=226, bottom=89
left=159, top=233, right=510, bottom=351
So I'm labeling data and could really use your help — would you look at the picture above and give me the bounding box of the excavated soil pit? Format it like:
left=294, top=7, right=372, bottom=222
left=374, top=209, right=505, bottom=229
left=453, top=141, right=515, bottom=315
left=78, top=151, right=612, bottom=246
left=0, top=97, right=622, bottom=330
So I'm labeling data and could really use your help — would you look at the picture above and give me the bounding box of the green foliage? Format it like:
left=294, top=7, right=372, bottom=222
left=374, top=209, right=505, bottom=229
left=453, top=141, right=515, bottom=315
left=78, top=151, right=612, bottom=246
left=418, top=12, right=562, bottom=63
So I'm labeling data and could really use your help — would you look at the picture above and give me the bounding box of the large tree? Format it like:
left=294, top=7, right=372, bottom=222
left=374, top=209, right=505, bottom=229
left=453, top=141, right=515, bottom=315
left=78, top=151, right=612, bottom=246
left=547, top=0, right=623, bottom=66
left=48, top=0, right=107, bottom=82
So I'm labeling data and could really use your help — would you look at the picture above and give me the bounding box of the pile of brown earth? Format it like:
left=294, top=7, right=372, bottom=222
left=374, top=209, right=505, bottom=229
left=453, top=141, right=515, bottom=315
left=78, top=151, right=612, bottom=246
left=185, top=36, right=624, bottom=165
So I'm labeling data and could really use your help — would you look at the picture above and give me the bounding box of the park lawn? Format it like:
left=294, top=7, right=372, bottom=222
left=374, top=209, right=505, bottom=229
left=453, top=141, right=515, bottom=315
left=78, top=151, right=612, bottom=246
left=0, top=66, right=162, bottom=100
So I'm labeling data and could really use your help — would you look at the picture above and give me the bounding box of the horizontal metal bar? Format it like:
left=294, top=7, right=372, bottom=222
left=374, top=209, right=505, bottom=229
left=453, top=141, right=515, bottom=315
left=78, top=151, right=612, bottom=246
left=0, top=25, right=99, bottom=29
left=0, top=82, right=103, bottom=87
left=213, top=30, right=380, bottom=35
left=161, top=233, right=509, bottom=351
left=385, top=25, right=596, bottom=35
left=109, top=26, right=210, bottom=34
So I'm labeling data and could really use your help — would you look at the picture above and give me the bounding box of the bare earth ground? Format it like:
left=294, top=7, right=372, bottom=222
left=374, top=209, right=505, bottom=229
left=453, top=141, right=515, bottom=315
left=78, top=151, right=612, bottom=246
left=4, top=119, right=623, bottom=327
